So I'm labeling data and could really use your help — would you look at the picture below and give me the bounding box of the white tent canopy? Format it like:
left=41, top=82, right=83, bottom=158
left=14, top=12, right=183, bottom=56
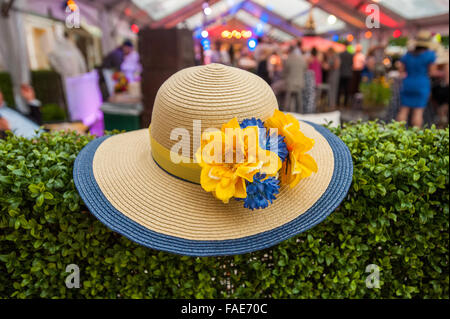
left=0, top=0, right=151, bottom=110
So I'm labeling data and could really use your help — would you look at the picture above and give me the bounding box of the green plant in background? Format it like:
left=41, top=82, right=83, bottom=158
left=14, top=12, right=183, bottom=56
left=0, top=122, right=448, bottom=299
left=441, top=35, right=449, bottom=49
left=0, top=72, right=15, bottom=108
left=360, top=76, right=392, bottom=111
left=31, top=71, right=66, bottom=110
left=388, top=36, right=409, bottom=47
left=1, top=71, right=67, bottom=115
left=41, top=104, right=67, bottom=123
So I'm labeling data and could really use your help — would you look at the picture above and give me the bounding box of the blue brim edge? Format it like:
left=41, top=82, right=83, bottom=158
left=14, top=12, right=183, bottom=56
left=73, top=122, right=353, bottom=256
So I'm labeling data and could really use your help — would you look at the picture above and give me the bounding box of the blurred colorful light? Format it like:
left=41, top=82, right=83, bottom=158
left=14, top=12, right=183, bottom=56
left=393, top=29, right=402, bottom=38
left=327, top=15, right=337, bottom=25
left=332, top=34, right=339, bottom=42
left=365, top=31, right=373, bottom=39
left=201, top=30, right=209, bottom=38
left=201, top=39, right=210, bottom=50
left=131, top=24, right=139, bottom=34
left=203, top=7, right=212, bottom=15
left=347, top=34, right=354, bottom=42
left=248, top=39, right=257, bottom=50
left=435, top=33, right=442, bottom=43
left=67, top=0, right=78, bottom=11
left=221, top=30, right=252, bottom=39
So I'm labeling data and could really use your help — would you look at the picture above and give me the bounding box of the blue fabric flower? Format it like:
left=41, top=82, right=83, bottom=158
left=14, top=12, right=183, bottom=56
left=240, top=117, right=288, bottom=162
left=265, top=132, right=288, bottom=162
left=238, top=173, right=280, bottom=210
left=240, top=118, right=265, bottom=129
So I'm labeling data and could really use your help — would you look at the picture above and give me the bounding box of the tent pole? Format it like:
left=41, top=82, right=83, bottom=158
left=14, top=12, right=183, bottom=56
left=1, top=0, right=15, bottom=17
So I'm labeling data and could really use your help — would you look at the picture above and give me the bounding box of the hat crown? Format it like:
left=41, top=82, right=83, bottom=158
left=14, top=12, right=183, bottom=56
left=416, top=30, right=432, bottom=41
left=150, top=64, right=278, bottom=156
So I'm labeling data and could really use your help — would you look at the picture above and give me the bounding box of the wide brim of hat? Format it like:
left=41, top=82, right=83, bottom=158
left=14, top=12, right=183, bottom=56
left=73, top=121, right=353, bottom=256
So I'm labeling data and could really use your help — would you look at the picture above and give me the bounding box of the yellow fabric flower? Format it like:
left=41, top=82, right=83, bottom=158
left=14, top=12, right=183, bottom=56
left=195, top=118, right=282, bottom=203
left=265, top=110, right=318, bottom=188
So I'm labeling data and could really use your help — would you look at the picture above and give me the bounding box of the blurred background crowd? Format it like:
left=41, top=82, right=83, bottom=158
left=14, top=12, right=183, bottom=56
left=0, top=0, right=448, bottom=139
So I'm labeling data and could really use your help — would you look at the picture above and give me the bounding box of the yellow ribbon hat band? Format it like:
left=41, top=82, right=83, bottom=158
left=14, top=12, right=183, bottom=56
left=149, top=128, right=202, bottom=184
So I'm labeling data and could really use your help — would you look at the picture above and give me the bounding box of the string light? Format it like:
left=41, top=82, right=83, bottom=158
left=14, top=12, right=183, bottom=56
left=201, top=30, right=209, bottom=38
left=327, top=15, right=337, bottom=25
left=221, top=30, right=252, bottom=39
left=242, top=30, right=252, bottom=38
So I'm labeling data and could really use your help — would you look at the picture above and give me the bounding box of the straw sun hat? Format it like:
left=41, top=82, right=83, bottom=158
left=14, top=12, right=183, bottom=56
left=410, top=30, right=437, bottom=50
left=74, top=63, right=353, bottom=256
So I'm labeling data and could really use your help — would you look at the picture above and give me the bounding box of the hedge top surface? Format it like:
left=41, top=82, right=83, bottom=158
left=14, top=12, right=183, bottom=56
left=72, top=64, right=353, bottom=257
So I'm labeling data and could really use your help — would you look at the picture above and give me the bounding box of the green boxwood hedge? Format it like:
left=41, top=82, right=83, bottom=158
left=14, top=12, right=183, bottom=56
left=0, top=72, right=15, bottom=108
left=0, top=122, right=448, bottom=299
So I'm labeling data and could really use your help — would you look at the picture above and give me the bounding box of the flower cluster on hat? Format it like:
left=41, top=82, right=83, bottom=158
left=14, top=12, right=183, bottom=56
left=195, top=118, right=282, bottom=204
left=265, top=110, right=318, bottom=188
left=195, top=111, right=317, bottom=210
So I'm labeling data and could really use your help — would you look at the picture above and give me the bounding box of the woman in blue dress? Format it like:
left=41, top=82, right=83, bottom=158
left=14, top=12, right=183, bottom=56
left=397, top=31, right=437, bottom=127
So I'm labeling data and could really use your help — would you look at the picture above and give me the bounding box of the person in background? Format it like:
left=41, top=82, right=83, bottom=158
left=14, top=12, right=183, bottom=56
left=210, top=41, right=222, bottom=64
left=120, top=42, right=142, bottom=83
left=238, top=48, right=257, bottom=72
left=102, top=40, right=134, bottom=70
left=430, top=48, right=449, bottom=128
left=351, top=44, right=366, bottom=94
left=308, top=47, right=322, bottom=86
left=338, top=42, right=354, bottom=107
left=293, top=39, right=303, bottom=56
left=268, top=52, right=283, bottom=83
left=361, top=54, right=376, bottom=81
left=282, top=45, right=307, bottom=113
left=254, top=36, right=273, bottom=85
left=19, top=85, right=42, bottom=125
left=254, top=36, right=273, bottom=84
left=0, top=88, right=41, bottom=138
left=397, top=30, right=437, bottom=128
left=220, top=43, right=231, bottom=66
left=323, top=47, right=340, bottom=109
left=228, top=45, right=235, bottom=66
